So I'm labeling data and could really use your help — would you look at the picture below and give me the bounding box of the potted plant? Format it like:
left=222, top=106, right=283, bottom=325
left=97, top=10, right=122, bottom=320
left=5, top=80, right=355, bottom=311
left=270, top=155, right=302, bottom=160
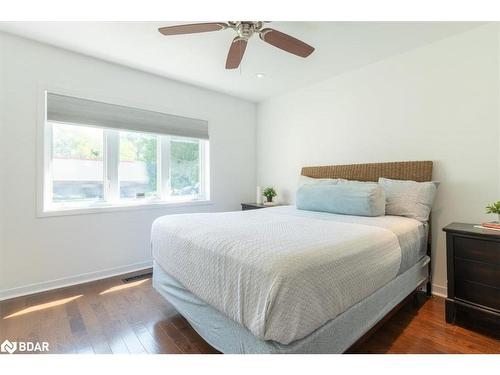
left=263, top=187, right=277, bottom=204
left=485, top=201, right=500, bottom=222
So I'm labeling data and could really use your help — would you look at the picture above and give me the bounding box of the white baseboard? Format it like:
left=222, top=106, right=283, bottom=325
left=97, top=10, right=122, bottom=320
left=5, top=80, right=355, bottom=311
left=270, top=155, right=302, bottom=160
left=0, top=260, right=153, bottom=301
left=431, top=283, right=447, bottom=298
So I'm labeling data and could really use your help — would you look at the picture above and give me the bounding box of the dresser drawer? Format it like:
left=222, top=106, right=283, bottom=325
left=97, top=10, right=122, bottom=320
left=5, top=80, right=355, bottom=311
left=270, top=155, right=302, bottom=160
left=454, top=236, right=500, bottom=265
left=455, top=279, right=500, bottom=311
left=455, top=258, right=500, bottom=288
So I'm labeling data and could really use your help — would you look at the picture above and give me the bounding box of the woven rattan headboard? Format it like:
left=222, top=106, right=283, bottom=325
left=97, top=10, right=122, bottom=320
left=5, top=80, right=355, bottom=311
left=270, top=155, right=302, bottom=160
left=301, top=161, right=433, bottom=182
left=301, top=160, right=434, bottom=295
left=301, top=161, right=432, bottom=182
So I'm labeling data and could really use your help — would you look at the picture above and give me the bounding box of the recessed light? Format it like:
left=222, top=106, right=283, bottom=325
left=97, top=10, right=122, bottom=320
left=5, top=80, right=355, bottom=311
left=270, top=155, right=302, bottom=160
left=256, top=73, right=265, bottom=78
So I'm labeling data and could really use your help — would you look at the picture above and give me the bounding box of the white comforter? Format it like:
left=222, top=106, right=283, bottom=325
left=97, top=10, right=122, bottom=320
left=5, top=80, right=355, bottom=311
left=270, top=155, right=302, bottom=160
left=151, top=206, right=403, bottom=344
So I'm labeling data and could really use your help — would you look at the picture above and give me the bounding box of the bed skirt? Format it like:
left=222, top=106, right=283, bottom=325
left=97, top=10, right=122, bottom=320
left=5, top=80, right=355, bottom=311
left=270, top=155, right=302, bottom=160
left=152, top=256, right=429, bottom=354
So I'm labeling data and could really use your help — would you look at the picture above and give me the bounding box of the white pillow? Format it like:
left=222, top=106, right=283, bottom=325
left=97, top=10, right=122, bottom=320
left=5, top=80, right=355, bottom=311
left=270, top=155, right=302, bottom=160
left=298, top=175, right=346, bottom=187
left=378, top=177, right=438, bottom=222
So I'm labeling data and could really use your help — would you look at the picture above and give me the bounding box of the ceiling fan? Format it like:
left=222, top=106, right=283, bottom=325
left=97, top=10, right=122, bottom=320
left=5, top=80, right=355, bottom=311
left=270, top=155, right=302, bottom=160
left=158, top=21, right=315, bottom=69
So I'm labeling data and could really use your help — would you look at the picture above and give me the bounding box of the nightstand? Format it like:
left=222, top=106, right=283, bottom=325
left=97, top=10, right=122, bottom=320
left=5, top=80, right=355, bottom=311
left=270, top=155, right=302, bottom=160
left=241, top=203, right=279, bottom=211
left=442, top=223, right=500, bottom=336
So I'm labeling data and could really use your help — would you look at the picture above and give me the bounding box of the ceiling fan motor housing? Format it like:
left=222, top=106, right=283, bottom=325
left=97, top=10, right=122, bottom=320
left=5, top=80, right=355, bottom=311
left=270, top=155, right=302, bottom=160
left=229, top=21, right=264, bottom=41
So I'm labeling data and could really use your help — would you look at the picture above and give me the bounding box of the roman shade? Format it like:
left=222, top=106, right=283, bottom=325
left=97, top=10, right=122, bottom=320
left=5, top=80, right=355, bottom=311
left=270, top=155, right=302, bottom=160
left=46, top=93, right=209, bottom=139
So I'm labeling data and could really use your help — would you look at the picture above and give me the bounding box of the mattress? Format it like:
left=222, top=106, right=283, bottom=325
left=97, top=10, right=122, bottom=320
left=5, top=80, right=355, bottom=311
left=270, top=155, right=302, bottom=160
left=273, top=206, right=428, bottom=274
left=151, top=206, right=427, bottom=344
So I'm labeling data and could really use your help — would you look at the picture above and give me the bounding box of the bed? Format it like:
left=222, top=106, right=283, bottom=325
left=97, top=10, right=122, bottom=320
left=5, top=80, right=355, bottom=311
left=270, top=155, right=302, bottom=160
left=152, top=161, right=433, bottom=353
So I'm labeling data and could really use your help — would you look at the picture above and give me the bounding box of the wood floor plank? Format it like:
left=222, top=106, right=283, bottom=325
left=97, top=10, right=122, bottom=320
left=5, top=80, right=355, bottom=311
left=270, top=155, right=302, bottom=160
left=157, top=320, right=202, bottom=354
left=131, top=321, right=164, bottom=354
left=89, top=300, right=131, bottom=354
left=1, top=269, right=498, bottom=354
left=75, top=289, right=113, bottom=354
left=100, top=292, right=147, bottom=354
left=146, top=322, right=183, bottom=354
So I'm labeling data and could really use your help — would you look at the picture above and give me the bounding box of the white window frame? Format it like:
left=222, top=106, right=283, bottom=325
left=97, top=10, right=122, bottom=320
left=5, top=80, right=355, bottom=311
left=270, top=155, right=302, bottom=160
left=37, top=89, right=211, bottom=217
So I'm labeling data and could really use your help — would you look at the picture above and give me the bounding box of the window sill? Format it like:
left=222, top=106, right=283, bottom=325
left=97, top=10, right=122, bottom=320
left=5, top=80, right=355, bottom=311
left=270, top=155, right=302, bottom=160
left=37, top=199, right=214, bottom=218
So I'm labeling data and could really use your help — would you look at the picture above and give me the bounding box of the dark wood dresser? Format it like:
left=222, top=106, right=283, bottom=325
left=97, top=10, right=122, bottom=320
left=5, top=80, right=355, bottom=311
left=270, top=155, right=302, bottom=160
left=443, top=223, right=500, bottom=336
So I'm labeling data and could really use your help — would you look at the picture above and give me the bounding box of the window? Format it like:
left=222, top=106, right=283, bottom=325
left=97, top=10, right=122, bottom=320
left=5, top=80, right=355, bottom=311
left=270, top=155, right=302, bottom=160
left=45, top=123, right=208, bottom=212
left=170, top=137, right=200, bottom=198
left=52, top=123, right=104, bottom=202
left=119, top=131, right=159, bottom=199
left=42, top=92, right=209, bottom=214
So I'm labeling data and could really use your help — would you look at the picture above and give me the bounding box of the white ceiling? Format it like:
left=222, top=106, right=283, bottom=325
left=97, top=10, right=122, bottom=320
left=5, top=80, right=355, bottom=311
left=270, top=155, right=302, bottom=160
left=0, top=22, right=486, bottom=102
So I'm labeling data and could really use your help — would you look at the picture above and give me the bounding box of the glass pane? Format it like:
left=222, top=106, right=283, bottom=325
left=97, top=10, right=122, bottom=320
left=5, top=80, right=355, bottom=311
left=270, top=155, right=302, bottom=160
left=119, top=131, right=158, bottom=199
left=52, top=123, right=104, bottom=202
left=170, top=138, right=200, bottom=197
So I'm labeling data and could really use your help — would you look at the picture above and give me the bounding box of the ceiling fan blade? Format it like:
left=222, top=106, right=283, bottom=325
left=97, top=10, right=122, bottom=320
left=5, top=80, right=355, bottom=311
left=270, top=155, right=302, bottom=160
left=158, top=22, right=228, bottom=36
left=259, top=28, right=314, bottom=58
left=225, top=37, right=248, bottom=69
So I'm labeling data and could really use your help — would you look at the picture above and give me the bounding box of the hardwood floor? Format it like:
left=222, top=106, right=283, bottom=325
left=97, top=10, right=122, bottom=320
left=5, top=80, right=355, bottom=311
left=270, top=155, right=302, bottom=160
left=1, top=270, right=498, bottom=354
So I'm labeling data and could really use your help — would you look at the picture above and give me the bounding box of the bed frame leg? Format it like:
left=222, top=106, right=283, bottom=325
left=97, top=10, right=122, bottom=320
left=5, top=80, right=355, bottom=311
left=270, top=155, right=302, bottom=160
left=426, top=280, right=432, bottom=297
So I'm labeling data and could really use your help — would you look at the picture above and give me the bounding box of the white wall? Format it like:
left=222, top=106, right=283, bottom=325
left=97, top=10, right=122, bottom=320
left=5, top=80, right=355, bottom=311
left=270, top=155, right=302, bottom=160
left=257, top=24, right=500, bottom=296
left=0, top=32, right=256, bottom=300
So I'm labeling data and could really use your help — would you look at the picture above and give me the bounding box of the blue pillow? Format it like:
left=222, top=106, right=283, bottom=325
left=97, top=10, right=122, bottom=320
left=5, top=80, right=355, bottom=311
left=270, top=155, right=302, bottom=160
left=296, top=183, right=386, bottom=217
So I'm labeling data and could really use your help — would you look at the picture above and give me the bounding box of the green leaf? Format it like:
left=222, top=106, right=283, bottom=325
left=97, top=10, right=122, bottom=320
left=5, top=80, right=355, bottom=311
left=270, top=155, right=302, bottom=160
left=485, top=201, right=500, bottom=214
